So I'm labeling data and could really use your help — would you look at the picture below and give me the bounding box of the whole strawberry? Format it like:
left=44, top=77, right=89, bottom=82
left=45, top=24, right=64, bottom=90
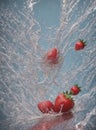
left=46, top=48, right=59, bottom=64
left=54, top=93, right=74, bottom=113
left=70, top=84, right=81, bottom=95
left=75, top=39, right=86, bottom=50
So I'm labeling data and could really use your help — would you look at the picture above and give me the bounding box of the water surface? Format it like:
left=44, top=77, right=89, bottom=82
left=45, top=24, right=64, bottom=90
left=0, top=0, right=96, bottom=130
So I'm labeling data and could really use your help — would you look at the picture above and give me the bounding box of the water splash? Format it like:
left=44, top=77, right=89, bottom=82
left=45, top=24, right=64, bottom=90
left=0, top=0, right=96, bottom=130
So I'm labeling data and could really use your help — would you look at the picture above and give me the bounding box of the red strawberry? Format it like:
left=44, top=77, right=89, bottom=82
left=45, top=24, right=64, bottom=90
left=47, top=48, right=58, bottom=60
left=38, top=100, right=54, bottom=113
left=75, top=39, right=86, bottom=50
left=46, top=48, right=59, bottom=64
left=70, top=84, right=81, bottom=95
left=54, top=93, right=74, bottom=113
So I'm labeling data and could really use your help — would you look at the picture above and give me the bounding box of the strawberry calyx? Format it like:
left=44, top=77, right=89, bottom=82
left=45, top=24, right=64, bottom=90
left=69, top=91, right=74, bottom=95
left=63, top=91, right=73, bottom=101
left=79, top=39, right=87, bottom=46
left=74, top=84, right=81, bottom=91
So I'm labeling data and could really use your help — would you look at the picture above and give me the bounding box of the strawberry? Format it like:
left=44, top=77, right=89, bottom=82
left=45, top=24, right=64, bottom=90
left=46, top=48, right=59, bottom=64
left=54, top=93, right=74, bottom=113
left=47, top=48, right=58, bottom=60
left=75, top=39, right=86, bottom=50
left=70, top=84, right=81, bottom=95
left=38, top=100, right=54, bottom=113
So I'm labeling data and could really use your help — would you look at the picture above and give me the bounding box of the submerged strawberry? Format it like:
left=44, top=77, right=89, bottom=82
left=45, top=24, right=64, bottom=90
left=46, top=48, right=59, bottom=64
left=75, top=39, right=86, bottom=50
left=47, top=48, right=58, bottom=60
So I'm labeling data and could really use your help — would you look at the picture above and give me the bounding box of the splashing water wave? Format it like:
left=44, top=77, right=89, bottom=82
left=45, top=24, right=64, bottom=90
left=0, top=0, right=96, bottom=130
